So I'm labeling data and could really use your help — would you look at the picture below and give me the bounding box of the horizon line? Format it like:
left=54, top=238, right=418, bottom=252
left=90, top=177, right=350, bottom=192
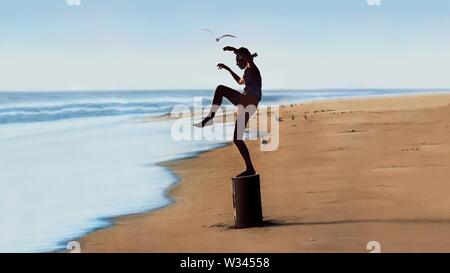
left=1, top=87, right=450, bottom=93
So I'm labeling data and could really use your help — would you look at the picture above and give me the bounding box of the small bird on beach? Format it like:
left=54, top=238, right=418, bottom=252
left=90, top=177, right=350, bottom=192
left=202, top=29, right=237, bottom=42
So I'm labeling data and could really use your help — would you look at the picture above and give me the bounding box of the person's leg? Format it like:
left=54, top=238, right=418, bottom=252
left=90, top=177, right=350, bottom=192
left=194, top=85, right=242, bottom=127
left=233, top=104, right=258, bottom=177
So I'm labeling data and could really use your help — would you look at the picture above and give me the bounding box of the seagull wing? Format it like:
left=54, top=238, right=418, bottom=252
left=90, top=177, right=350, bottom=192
left=218, top=34, right=237, bottom=40
left=202, top=28, right=216, bottom=38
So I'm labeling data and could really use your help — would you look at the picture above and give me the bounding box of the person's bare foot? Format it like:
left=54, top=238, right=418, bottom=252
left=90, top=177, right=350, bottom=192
left=193, top=117, right=214, bottom=128
left=236, top=168, right=256, bottom=177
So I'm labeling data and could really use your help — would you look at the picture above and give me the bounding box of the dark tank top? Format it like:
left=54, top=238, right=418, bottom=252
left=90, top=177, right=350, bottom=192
left=243, top=68, right=262, bottom=101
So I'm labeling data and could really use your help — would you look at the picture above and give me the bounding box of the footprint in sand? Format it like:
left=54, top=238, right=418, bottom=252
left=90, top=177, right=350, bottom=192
left=401, top=148, right=420, bottom=152
left=339, top=129, right=360, bottom=134
left=331, top=111, right=353, bottom=115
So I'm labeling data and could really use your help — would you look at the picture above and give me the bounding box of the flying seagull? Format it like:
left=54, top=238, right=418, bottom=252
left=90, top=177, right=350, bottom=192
left=202, top=29, right=237, bottom=42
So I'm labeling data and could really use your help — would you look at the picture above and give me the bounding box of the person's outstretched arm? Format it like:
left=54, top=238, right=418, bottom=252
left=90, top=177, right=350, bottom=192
left=223, top=46, right=238, bottom=52
left=217, top=63, right=244, bottom=85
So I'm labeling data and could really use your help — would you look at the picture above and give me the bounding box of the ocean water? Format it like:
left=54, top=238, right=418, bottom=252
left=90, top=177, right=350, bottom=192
left=0, top=89, right=448, bottom=252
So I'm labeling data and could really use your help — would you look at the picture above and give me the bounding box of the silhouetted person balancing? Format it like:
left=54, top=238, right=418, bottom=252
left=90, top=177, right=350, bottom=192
left=194, top=46, right=262, bottom=177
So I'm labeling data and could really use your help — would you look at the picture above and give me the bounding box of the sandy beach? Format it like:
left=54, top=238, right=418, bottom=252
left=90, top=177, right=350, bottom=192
left=80, top=93, right=450, bottom=253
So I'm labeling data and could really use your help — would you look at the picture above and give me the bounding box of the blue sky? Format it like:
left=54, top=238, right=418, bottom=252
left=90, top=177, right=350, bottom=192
left=1, top=0, right=450, bottom=91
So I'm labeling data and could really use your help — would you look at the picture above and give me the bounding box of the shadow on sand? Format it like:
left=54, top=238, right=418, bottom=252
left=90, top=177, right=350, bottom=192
left=211, top=218, right=450, bottom=230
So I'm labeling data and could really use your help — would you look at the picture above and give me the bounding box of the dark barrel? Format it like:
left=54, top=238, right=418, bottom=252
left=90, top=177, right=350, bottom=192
left=231, top=174, right=263, bottom=228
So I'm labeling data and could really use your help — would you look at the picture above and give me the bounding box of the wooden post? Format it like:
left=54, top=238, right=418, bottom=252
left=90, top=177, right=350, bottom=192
left=232, top=174, right=263, bottom=228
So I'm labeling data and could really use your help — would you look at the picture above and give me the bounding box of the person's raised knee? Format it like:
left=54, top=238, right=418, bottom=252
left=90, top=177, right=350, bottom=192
left=216, top=85, right=225, bottom=92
